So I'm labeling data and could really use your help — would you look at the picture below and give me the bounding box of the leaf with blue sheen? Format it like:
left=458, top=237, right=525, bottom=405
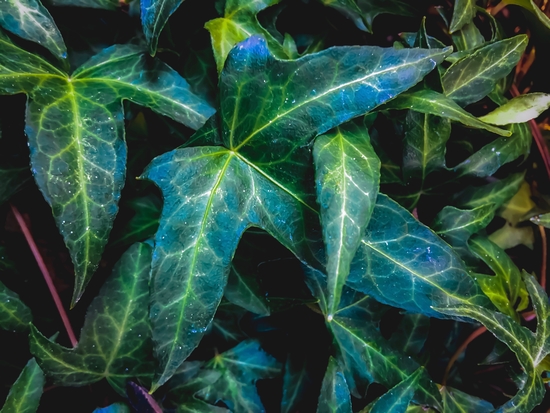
left=431, top=204, right=495, bottom=266
left=346, top=194, right=492, bottom=319
left=368, top=368, right=424, bottom=413
left=0, top=167, right=31, bottom=205
left=449, top=0, right=476, bottom=33
left=29, top=243, right=154, bottom=392
left=0, top=359, right=44, bottom=413
left=0, top=36, right=214, bottom=304
left=144, top=35, right=449, bottom=388
left=442, top=35, right=528, bottom=106
left=388, top=314, right=430, bottom=357
left=50, top=0, right=117, bottom=9
left=0, top=281, right=32, bottom=332
left=314, top=122, right=380, bottom=317
left=140, top=0, right=185, bottom=55
left=197, top=340, right=282, bottom=412
left=454, top=172, right=525, bottom=210
left=479, top=93, right=550, bottom=125
left=92, top=403, right=131, bottom=413
left=225, top=263, right=270, bottom=316
left=317, top=357, right=352, bottom=413
left=440, top=387, right=494, bottom=413
left=0, top=0, right=67, bottom=64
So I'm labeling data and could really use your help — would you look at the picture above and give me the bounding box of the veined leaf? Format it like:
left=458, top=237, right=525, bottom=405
left=144, top=35, right=449, bottom=388
left=314, top=122, right=380, bottom=317
left=388, top=314, right=430, bottom=356
left=318, top=0, right=416, bottom=33
left=531, top=212, right=550, bottom=228
left=317, top=357, right=352, bottom=413
left=225, top=263, right=270, bottom=316
left=502, top=0, right=550, bottom=31
left=0, top=0, right=67, bottom=64
left=93, top=403, right=131, bottom=413
left=452, top=22, right=485, bottom=51
left=522, top=272, right=550, bottom=365
left=30, top=242, right=154, bottom=393
left=380, top=89, right=511, bottom=136
left=0, top=167, right=31, bottom=205
left=141, top=0, right=185, bottom=55
left=479, top=93, right=550, bottom=125
left=440, top=387, right=494, bottom=412
left=281, top=356, right=313, bottom=413
left=442, top=35, right=528, bottom=106
left=449, top=0, right=476, bottom=33
left=454, top=172, right=525, bottom=210
left=0, top=280, right=32, bottom=332
left=0, top=35, right=214, bottom=303
left=367, top=368, right=424, bottom=413
left=0, top=358, right=44, bottom=413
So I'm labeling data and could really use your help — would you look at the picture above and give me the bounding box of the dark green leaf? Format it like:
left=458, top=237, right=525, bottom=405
left=93, top=403, right=131, bottom=413
left=317, top=357, right=352, bottom=413
left=0, top=280, right=32, bottom=332
left=176, top=401, right=229, bottom=412
left=440, top=387, right=493, bottom=412
left=479, top=93, right=550, bottom=125
left=454, top=172, right=525, bottom=210
left=442, top=35, right=528, bottom=106
left=50, top=0, right=117, bottom=10
left=452, top=22, right=485, bottom=51
left=110, top=195, right=161, bottom=248
left=522, top=272, right=550, bottom=366
left=388, top=314, right=430, bottom=356
left=281, top=356, right=313, bottom=413
left=0, top=36, right=214, bottom=303
left=0, top=167, right=31, bottom=206
left=368, top=368, right=424, bottom=413
left=449, top=0, right=476, bottom=33
left=502, top=0, right=550, bottom=31
left=0, top=358, right=44, bottom=413
left=30, top=242, right=154, bottom=392
left=141, top=0, right=185, bottom=55
left=225, top=263, right=270, bottom=316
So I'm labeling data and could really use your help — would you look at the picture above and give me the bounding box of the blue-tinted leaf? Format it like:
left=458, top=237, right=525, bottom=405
left=141, top=0, right=185, bottom=55
left=93, top=403, right=131, bottom=413
left=317, top=357, right=352, bottom=413
left=281, top=356, right=313, bottom=413
left=0, top=359, right=44, bottom=413
left=388, top=314, right=430, bottom=356
left=454, top=172, right=525, bottom=210
left=440, top=387, right=493, bottom=412
left=368, top=368, right=424, bottom=413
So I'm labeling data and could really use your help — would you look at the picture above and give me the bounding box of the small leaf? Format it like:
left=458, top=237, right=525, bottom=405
left=0, top=280, right=32, bottom=332
left=30, top=242, right=154, bottom=392
left=93, top=403, right=131, bottom=413
left=479, top=93, right=550, bottom=125
left=0, top=358, right=44, bottom=413
left=224, top=263, right=270, bottom=316
left=141, top=0, right=186, bottom=55
left=454, top=172, right=525, bottom=210
left=449, top=0, right=476, bottom=33
left=317, top=357, right=352, bottom=413
left=388, top=314, right=430, bottom=356
left=442, top=35, right=528, bottom=106
left=368, top=368, right=424, bottom=413
left=440, top=387, right=493, bottom=412
left=531, top=212, right=550, bottom=228
left=0, top=167, right=30, bottom=206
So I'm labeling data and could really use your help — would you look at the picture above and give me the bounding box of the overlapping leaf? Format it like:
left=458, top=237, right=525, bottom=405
left=0, top=34, right=214, bottom=303
left=30, top=242, right=154, bottom=393
left=93, top=403, right=131, bottom=413
left=50, top=0, right=117, bottom=10
left=388, top=314, right=430, bottom=357
left=502, top=0, right=550, bottom=31
left=0, top=358, right=44, bottom=413
left=0, top=280, right=32, bottom=332
left=317, top=357, right=352, bottom=413
left=281, top=356, right=313, bottom=413
left=452, top=22, right=485, bottom=52
left=449, top=0, right=476, bottom=33
left=109, top=195, right=161, bottom=248
left=531, top=213, right=550, bottom=228
left=479, top=93, right=550, bottom=125
left=440, top=387, right=494, bottom=412
left=141, top=0, right=185, bottom=55
left=367, top=368, right=424, bottom=413
left=454, top=172, right=525, bottom=210
left=144, top=35, right=449, bottom=388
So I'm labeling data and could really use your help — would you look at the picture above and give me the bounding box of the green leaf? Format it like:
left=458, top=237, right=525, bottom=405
left=0, top=0, right=67, bottom=64
left=452, top=22, right=485, bottom=51
left=314, top=122, right=380, bottom=316
left=205, top=0, right=289, bottom=74
left=144, top=35, right=450, bottom=388
left=368, top=368, right=424, bottom=413
left=281, top=356, right=313, bottom=413
left=431, top=204, right=495, bottom=266
left=468, top=235, right=528, bottom=319
left=0, top=167, right=31, bottom=206
left=454, top=122, right=531, bottom=178
left=402, top=111, right=450, bottom=182
left=381, top=89, right=511, bottom=136
left=318, top=0, right=416, bottom=33
left=346, top=194, right=492, bottom=318
left=109, top=195, right=161, bottom=248
left=140, top=0, right=185, bottom=55
left=531, top=212, right=550, bottom=228
left=197, top=340, right=282, bottom=412
left=479, top=93, right=550, bottom=125
left=502, top=0, right=550, bottom=31
left=50, top=0, right=117, bottom=10
left=388, top=314, right=430, bottom=356
left=0, top=359, right=44, bottom=413
left=93, top=403, right=131, bottom=413
left=317, top=357, right=352, bottom=413
left=522, top=272, right=550, bottom=365
left=440, top=387, right=494, bottom=412
left=442, top=35, right=528, bottom=106
left=449, top=0, right=476, bottom=33
left=0, top=280, right=32, bottom=332
left=454, top=172, right=525, bottom=210
left=29, top=242, right=154, bottom=391
left=225, top=263, right=270, bottom=316
left=0, top=36, right=214, bottom=303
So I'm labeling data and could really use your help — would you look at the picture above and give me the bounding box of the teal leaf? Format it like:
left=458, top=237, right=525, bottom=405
left=388, top=314, right=430, bottom=356
left=177, top=401, right=229, bottom=412
left=141, top=0, right=185, bottom=55
left=454, top=172, right=525, bottom=210
left=314, top=122, right=380, bottom=316
left=479, top=93, right=550, bottom=125
left=29, top=243, right=154, bottom=391
left=380, top=89, right=511, bottom=136
left=440, top=387, right=494, bottom=412
left=449, top=0, right=476, bottom=33
left=109, top=195, right=161, bottom=248
left=166, top=362, right=222, bottom=404
left=225, top=263, right=270, bottom=316
left=0, top=0, right=67, bottom=64
left=346, top=194, right=492, bottom=318
left=93, top=403, right=131, bottom=413
left=0, top=280, right=32, bottom=332
left=144, top=35, right=449, bottom=388
left=197, top=340, right=282, bottom=412
left=442, top=35, right=528, bottom=106
left=317, top=357, right=352, bottom=413
left=0, top=167, right=31, bottom=206
left=0, top=36, right=214, bottom=303
left=368, top=368, right=424, bottom=413
left=0, top=359, right=44, bottom=413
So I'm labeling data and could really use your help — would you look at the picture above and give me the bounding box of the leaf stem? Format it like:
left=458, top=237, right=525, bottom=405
left=442, top=326, right=487, bottom=386
left=10, top=204, right=78, bottom=347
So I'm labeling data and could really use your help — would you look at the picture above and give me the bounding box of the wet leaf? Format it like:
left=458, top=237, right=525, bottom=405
left=531, top=212, right=550, bottom=228
left=0, top=358, right=44, bottom=413
left=0, top=281, right=32, bottom=332
left=317, top=357, right=352, bottom=413
left=479, top=93, right=550, bottom=125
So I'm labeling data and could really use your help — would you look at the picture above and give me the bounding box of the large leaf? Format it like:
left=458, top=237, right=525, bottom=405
left=0, top=0, right=67, bottom=64
left=346, top=194, right=492, bottom=318
left=313, top=122, right=380, bottom=317
left=143, top=35, right=449, bottom=388
left=0, top=280, right=32, bottom=332
left=367, top=368, right=424, bottom=413
left=317, top=357, right=352, bottom=413
left=449, top=0, right=476, bottom=33
left=0, top=167, right=31, bottom=205
left=479, top=93, right=550, bottom=125
left=0, top=358, right=44, bottom=413
left=0, top=36, right=214, bottom=303
left=29, top=242, right=154, bottom=392
left=442, top=35, right=528, bottom=106
left=453, top=172, right=525, bottom=210
left=140, top=0, right=185, bottom=55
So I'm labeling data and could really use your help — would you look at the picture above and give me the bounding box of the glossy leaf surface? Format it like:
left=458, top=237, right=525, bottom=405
left=281, top=356, right=313, bottom=413
left=479, top=93, right=550, bottom=125
left=50, top=0, right=116, bottom=9
left=140, top=0, right=185, bottom=55
left=531, top=212, right=550, bottom=228
left=454, top=172, right=525, bottom=210
left=0, top=36, right=214, bottom=303
left=317, top=357, right=352, bottom=413
left=522, top=272, right=550, bottom=365
left=440, top=387, right=494, bottom=412
left=0, top=358, right=44, bottom=413
left=388, top=314, right=430, bottom=356
left=30, top=243, right=154, bottom=390
left=502, top=0, right=550, bottom=30
left=449, top=0, right=476, bottom=33
left=368, top=368, right=424, bottom=413
left=0, top=280, right=32, bottom=332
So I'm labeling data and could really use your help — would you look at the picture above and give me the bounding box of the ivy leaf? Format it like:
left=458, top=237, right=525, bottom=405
left=318, top=0, right=416, bottom=33
left=317, top=357, right=352, bottom=413
left=0, top=358, right=44, bottom=413
left=0, top=0, right=67, bottom=64
left=440, top=387, right=494, bottom=412
left=346, top=194, right=492, bottom=318
left=225, top=263, right=270, bottom=316
left=0, top=36, right=214, bottom=304
left=454, top=172, right=525, bottom=210
left=0, top=167, right=31, bottom=206
left=197, top=340, right=282, bottom=412
left=431, top=204, right=495, bottom=266
left=449, top=0, right=476, bottom=33
left=367, top=368, right=425, bottom=413
left=141, top=0, right=185, bottom=55
left=313, top=122, right=380, bottom=317
left=144, top=35, right=449, bottom=388
left=29, top=242, right=154, bottom=393
left=0, top=280, right=32, bottom=332
left=442, top=35, right=528, bottom=106
left=93, top=403, right=131, bottom=413
left=479, top=93, right=550, bottom=125
left=452, top=22, right=485, bottom=52
left=381, top=89, right=511, bottom=136
left=388, top=314, right=430, bottom=357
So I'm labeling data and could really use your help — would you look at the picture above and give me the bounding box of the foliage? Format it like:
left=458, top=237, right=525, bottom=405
left=1, top=0, right=550, bottom=411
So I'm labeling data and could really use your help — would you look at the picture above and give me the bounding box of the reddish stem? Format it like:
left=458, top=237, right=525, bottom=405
left=10, top=204, right=78, bottom=347
left=442, top=326, right=487, bottom=387
left=540, top=225, right=548, bottom=290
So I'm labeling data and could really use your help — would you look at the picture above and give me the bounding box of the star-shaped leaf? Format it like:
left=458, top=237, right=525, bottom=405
left=440, top=387, right=494, bottom=413
left=0, top=358, right=44, bottom=413
left=367, top=368, right=425, bottom=413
